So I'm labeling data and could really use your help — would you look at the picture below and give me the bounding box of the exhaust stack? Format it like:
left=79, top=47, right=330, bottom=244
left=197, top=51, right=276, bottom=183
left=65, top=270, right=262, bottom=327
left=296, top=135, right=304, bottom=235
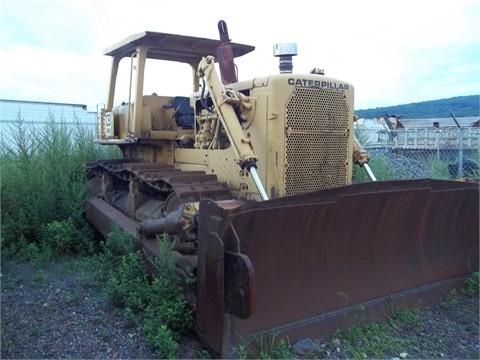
left=217, top=20, right=237, bottom=84
left=273, top=43, right=298, bottom=74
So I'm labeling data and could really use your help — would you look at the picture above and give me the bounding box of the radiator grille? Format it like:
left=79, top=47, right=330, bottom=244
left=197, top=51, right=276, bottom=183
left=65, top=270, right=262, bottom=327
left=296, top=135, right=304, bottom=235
left=285, top=87, right=350, bottom=195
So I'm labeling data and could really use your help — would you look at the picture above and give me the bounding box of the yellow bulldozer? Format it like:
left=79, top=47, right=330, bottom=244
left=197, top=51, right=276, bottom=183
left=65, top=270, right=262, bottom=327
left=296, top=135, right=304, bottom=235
left=85, top=20, right=479, bottom=357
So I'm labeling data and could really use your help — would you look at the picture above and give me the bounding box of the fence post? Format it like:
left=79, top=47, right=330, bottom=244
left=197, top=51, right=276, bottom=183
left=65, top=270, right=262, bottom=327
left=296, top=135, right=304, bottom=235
left=450, top=111, right=464, bottom=178
left=458, top=127, right=464, bottom=178
left=436, top=129, right=440, bottom=160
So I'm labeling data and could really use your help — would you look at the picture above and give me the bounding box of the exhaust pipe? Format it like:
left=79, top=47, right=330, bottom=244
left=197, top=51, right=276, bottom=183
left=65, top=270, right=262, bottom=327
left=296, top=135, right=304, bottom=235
left=217, top=20, right=237, bottom=84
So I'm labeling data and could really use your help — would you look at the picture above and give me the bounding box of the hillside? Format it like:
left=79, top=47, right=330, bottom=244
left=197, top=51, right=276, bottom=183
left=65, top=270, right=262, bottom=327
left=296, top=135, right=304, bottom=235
left=355, top=95, right=479, bottom=119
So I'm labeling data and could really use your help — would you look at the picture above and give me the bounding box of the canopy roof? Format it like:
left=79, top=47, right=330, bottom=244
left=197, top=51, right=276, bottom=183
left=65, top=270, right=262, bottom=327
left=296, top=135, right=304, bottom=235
left=104, top=31, right=255, bottom=65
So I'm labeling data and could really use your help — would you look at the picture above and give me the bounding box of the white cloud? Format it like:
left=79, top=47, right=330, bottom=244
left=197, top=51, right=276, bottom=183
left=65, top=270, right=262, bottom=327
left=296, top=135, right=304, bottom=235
left=0, top=0, right=478, bottom=111
left=0, top=44, right=110, bottom=108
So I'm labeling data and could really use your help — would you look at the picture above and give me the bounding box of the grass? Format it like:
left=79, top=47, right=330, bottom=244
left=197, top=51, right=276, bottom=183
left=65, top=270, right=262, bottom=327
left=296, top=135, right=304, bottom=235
left=0, top=114, right=192, bottom=358
left=353, top=153, right=394, bottom=182
left=238, top=277, right=477, bottom=360
left=330, top=272, right=479, bottom=359
left=79, top=228, right=194, bottom=358
left=428, top=157, right=451, bottom=179
left=237, top=333, right=292, bottom=359
left=462, top=271, right=479, bottom=296
left=1, top=111, right=120, bottom=260
left=336, top=322, right=404, bottom=359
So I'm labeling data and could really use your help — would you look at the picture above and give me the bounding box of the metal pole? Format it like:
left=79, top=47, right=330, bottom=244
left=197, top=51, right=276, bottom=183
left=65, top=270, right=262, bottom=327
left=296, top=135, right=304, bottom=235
left=450, top=111, right=463, bottom=178
left=250, top=167, right=269, bottom=200
left=363, top=163, right=377, bottom=181
left=458, top=128, right=464, bottom=178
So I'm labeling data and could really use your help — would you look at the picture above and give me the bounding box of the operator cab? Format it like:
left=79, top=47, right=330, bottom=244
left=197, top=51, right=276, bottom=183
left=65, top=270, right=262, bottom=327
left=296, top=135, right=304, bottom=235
left=96, top=31, right=254, bottom=143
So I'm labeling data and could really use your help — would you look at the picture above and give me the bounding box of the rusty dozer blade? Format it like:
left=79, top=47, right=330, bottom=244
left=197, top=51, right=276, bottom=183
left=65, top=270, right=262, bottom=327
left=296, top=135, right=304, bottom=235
left=195, top=179, right=479, bottom=357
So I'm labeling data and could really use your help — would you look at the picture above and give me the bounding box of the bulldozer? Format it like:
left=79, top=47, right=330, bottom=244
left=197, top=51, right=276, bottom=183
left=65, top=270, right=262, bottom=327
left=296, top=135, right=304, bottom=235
left=85, top=20, right=479, bottom=357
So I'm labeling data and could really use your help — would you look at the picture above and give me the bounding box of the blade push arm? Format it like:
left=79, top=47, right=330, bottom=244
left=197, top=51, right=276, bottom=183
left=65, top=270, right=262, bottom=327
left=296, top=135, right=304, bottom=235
left=353, top=133, right=377, bottom=181
left=197, top=56, right=269, bottom=199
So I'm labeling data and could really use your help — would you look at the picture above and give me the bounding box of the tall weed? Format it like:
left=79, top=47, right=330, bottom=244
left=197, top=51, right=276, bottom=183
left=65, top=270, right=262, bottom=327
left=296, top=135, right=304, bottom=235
left=462, top=271, right=479, bottom=297
left=353, top=154, right=393, bottom=182
left=1, top=111, right=120, bottom=259
left=104, top=230, right=193, bottom=358
left=429, top=158, right=451, bottom=179
left=237, top=333, right=291, bottom=360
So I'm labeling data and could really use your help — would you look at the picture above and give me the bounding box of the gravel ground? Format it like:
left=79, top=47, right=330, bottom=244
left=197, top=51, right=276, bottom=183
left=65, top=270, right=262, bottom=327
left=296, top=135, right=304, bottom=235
left=292, top=294, right=479, bottom=359
left=0, top=259, right=204, bottom=359
left=1, top=258, right=478, bottom=359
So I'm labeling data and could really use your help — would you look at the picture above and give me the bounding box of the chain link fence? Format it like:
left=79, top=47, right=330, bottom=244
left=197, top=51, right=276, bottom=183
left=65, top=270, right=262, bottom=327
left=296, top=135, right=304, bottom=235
left=355, top=126, right=480, bottom=181
left=2, top=111, right=479, bottom=182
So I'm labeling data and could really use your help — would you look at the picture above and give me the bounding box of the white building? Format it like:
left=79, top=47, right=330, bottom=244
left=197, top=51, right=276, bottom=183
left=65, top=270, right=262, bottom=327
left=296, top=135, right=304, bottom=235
left=0, top=99, right=97, bottom=148
left=0, top=99, right=96, bottom=124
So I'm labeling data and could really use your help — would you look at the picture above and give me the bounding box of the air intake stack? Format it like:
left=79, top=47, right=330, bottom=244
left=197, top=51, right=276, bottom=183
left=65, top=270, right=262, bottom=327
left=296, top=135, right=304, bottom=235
left=273, top=43, right=298, bottom=74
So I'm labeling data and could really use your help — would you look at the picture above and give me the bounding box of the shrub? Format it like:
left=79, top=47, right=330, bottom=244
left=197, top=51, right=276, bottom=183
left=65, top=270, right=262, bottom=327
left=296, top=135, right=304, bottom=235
left=102, top=225, right=135, bottom=266
left=463, top=271, right=479, bottom=297
left=429, top=158, right=450, bottom=179
left=353, top=154, right=393, bottom=183
left=39, top=218, right=94, bottom=258
left=106, top=251, right=150, bottom=308
left=0, top=112, right=120, bottom=259
left=104, top=231, right=193, bottom=357
left=237, top=333, right=291, bottom=360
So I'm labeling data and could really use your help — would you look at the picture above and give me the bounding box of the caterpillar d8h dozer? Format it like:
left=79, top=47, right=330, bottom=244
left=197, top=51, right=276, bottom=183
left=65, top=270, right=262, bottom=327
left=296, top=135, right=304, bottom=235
left=85, top=20, right=479, bottom=357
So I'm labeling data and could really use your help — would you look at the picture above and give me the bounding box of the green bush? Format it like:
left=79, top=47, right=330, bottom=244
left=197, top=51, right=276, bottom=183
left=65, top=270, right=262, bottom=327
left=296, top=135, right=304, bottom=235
left=18, top=239, right=41, bottom=262
left=104, top=231, right=193, bottom=358
left=429, top=158, right=450, bottom=179
left=0, top=112, right=120, bottom=260
left=106, top=251, right=150, bottom=308
left=237, top=333, right=291, bottom=360
left=1, top=112, right=193, bottom=357
left=463, top=272, right=479, bottom=297
left=39, top=218, right=94, bottom=258
left=354, top=154, right=393, bottom=183
left=102, top=225, right=136, bottom=266
left=143, top=324, right=178, bottom=359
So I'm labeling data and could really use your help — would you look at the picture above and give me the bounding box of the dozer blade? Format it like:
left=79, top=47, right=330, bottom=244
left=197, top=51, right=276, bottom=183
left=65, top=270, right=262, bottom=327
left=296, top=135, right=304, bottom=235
left=195, top=179, right=479, bottom=357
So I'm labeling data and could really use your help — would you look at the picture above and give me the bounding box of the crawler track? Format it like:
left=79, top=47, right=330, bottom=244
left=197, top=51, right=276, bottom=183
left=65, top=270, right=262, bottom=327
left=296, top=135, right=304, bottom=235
left=86, top=159, right=235, bottom=307
left=86, top=158, right=234, bottom=257
left=87, top=159, right=232, bottom=201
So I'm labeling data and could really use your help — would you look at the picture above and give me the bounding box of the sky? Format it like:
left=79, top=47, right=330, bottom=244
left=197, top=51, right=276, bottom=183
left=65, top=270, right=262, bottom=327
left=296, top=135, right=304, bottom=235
left=0, top=0, right=479, bottom=112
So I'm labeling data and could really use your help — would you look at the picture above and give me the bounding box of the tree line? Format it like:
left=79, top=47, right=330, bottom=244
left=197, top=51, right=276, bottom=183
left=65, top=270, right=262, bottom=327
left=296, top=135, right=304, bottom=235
left=355, top=95, right=479, bottom=119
